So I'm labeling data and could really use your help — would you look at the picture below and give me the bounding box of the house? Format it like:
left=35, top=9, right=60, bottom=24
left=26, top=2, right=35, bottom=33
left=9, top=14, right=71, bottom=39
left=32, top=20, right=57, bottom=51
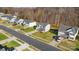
left=9, top=18, right=19, bottom=23
left=36, top=23, right=51, bottom=32
left=0, top=13, right=4, bottom=17
left=0, top=15, right=13, bottom=20
left=23, top=20, right=36, bottom=27
left=17, top=19, right=24, bottom=25
left=58, top=24, right=79, bottom=41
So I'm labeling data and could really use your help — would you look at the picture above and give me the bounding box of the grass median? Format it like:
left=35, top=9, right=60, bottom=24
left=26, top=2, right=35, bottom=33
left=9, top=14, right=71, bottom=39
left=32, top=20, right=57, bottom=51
left=3, top=40, right=20, bottom=47
left=0, top=33, right=8, bottom=41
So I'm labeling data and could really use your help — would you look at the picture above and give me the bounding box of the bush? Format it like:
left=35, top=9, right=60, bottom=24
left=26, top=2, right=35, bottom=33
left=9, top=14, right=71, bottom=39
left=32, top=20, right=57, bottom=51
left=33, top=26, right=37, bottom=29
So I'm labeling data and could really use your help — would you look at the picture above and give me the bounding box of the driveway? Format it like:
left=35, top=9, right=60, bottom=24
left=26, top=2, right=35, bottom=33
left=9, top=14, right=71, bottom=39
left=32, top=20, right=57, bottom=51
left=0, top=25, right=60, bottom=51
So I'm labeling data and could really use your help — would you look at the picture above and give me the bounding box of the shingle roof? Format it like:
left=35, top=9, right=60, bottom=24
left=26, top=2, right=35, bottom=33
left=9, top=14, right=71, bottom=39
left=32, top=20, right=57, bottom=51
left=24, top=20, right=34, bottom=24
left=0, top=13, right=4, bottom=16
left=59, top=25, right=71, bottom=32
left=14, top=18, right=19, bottom=22
left=59, top=24, right=79, bottom=35
left=69, top=27, right=79, bottom=35
left=1, top=15, right=13, bottom=20
left=37, top=22, right=50, bottom=27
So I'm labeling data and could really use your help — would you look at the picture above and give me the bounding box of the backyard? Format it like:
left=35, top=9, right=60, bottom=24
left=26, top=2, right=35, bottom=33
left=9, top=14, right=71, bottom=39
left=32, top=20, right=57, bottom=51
left=0, top=33, right=8, bottom=41
left=3, top=40, right=20, bottom=47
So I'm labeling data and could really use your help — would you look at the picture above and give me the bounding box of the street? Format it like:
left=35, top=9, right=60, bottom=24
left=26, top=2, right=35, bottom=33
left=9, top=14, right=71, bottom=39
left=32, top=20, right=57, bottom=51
left=0, top=25, right=60, bottom=51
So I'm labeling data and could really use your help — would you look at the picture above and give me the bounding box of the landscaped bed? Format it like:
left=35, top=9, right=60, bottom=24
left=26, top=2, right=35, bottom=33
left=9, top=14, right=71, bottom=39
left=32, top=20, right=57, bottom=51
left=32, top=31, right=56, bottom=43
left=0, top=33, right=8, bottom=41
left=3, top=40, right=20, bottom=47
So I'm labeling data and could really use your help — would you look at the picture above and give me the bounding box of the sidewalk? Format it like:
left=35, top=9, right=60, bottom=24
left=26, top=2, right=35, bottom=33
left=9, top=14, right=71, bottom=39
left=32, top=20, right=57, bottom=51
left=15, top=43, right=29, bottom=51
left=15, top=43, right=36, bottom=51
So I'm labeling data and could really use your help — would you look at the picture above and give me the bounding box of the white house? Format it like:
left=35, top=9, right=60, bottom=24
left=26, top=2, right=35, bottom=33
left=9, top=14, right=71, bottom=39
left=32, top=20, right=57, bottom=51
left=0, top=15, right=13, bottom=20
left=36, top=23, right=51, bottom=32
left=58, top=24, right=79, bottom=41
left=0, top=13, right=4, bottom=17
left=9, top=18, right=18, bottom=23
left=17, top=19, right=24, bottom=25
left=23, top=20, right=36, bottom=27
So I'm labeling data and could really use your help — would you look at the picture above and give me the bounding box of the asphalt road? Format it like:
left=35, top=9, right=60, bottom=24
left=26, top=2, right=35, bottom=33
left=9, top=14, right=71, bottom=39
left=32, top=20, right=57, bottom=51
left=0, top=25, right=60, bottom=51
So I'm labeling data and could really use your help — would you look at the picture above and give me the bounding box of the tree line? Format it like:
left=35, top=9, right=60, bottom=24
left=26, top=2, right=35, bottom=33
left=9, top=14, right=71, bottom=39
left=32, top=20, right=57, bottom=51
left=0, top=7, right=79, bottom=27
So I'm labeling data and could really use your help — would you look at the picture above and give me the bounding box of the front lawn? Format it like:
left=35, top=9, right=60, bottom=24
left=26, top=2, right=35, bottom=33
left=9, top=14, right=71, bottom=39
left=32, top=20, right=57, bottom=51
left=74, top=37, right=79, bottom=50
left=0, top=33, right=8, bottom=41
left=3, top=40, right=20, bottom=47
left=21, top=27, right=35, bottom=33
left=12, top=24, right=24, bottom=29
left=59, top=39, right=76, bottom=50
left=0, top=20, right=6, bottom=23
left=75, top=41, right=79, bottom=50
left=32, top=31, right=56, bottom=43
left=58, top=38, right=79, bottom=51
left=3, top=22, right=13, bottom=27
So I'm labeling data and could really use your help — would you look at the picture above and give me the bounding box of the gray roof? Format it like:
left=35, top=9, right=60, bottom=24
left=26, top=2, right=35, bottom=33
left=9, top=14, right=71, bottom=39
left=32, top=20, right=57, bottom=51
left=24, top=20, right=34, bottom=24
left=59, top=24, right=79, bottom=35
left=14, top=18, right=19, bottom=22
left=59, top=25, right=71, bottom=32
left=1, top=15, right=13, bottom=20
left=69, top=27, right=79, bottom=35
left=0, top=13, right=4, bottom=16
left=37, top=23, right=50, bottom=27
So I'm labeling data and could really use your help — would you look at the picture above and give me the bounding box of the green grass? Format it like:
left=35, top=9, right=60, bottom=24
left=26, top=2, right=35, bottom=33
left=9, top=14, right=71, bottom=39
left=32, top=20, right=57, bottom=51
left=32, top=31, right=55, bottom=43
left=3, top=22, right=11, bottom=26
left=12, top=24, right=24, bottom=29
left=59, top=39, right=79, bottom=50
left=3, top=40, right=20, bottom=47
left=0, top=20, right=6, bottom=23
left=21, top=27, right=34, bottom=33
left=0, top=33, right=8, bottom=41
left=74, top=40, right=79, bottom=50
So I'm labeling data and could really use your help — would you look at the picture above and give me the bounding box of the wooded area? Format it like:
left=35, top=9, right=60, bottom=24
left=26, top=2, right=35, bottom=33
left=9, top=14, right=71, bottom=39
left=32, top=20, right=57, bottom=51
left=0, top=7, right=79, bottom=27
